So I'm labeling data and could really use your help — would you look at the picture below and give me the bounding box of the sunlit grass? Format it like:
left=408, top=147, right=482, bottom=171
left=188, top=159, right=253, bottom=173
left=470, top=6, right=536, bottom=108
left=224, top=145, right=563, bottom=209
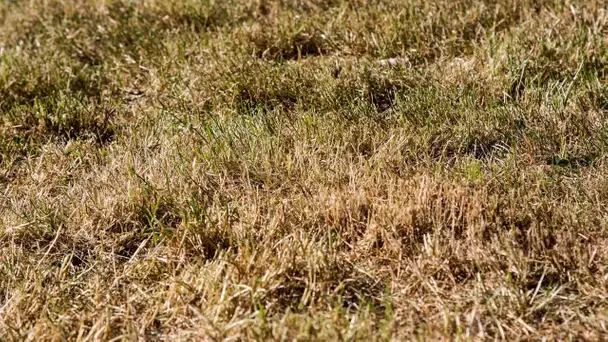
left=1, top=0, right=607, bottom=340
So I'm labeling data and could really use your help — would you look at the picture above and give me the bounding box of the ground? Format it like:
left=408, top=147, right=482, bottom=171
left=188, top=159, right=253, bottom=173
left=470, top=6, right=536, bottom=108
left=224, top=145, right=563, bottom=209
left=1, top=0, right=607, bottom=340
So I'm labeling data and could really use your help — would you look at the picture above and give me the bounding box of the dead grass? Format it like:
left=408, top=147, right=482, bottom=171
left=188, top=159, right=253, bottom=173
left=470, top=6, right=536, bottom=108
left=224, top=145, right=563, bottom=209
left=1, top=0, right=608, bottom=340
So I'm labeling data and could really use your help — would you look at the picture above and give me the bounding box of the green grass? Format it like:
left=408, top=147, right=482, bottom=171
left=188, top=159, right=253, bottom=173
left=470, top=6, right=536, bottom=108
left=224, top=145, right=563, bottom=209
left=1, top=0, right=607, bottom=340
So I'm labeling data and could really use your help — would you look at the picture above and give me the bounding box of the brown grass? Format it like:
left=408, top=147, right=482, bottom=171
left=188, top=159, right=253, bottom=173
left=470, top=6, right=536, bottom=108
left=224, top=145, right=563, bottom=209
left=1, top=0, right=607, bottom=340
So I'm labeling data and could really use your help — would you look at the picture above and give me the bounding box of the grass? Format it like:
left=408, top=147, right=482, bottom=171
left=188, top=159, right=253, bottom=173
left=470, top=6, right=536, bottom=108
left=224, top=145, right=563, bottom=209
left=0, top=0, right=607, bottom=340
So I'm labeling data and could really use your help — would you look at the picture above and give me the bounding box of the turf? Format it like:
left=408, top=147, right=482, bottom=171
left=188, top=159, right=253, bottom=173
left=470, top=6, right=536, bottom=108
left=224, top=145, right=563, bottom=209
left=1, top=0, right=607, bottom=340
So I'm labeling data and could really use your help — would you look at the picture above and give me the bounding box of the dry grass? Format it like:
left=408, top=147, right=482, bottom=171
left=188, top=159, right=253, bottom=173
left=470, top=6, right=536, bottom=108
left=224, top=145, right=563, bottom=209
left=1, top=0, right=607, bottom=340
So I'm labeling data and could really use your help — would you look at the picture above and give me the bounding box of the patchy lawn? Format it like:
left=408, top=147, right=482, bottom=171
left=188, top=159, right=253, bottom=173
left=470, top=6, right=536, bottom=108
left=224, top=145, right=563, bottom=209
left=1, top=0, right=607, bottom=340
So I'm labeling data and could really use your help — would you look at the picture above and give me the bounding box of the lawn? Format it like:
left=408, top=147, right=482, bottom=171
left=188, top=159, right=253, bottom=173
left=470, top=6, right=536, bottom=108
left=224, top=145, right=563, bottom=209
left=1, top=0, right=607, bottom=340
